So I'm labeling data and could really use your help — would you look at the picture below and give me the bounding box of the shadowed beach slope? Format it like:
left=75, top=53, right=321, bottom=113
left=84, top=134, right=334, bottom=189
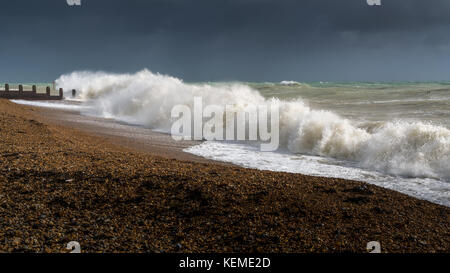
left=0, top=99, right=448, bottom=253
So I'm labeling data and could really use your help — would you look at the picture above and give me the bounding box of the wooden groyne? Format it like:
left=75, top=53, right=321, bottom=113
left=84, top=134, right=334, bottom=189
left=0, top=84, right=63, bottom=100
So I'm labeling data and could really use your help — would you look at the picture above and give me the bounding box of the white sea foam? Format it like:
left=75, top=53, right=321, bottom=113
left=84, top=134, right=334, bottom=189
left=55, top=70, right=450, bottom=180
left=11, top=99, right=90, bottom=111
left=280, top=81, right=312, bottom=88
left=55, top=69, right=450, bottom=205
left=185, top=142, right=450, bottom=206
left=278, top=101, right=450, bottom=180
left=56, top=70, right=266, bottom=131
left=280, top=81, right=301, bottom=86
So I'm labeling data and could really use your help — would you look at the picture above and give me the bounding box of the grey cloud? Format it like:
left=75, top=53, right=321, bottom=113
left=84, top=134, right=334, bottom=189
left=1, top=0, right=450, bottom=82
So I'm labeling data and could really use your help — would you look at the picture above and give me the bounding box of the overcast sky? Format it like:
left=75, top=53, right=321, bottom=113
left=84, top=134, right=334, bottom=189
left=1, top=0, right=450, bottom=82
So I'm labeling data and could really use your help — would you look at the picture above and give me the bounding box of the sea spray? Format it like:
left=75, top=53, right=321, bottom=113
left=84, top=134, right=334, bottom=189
left=57, top=70, right=266, bottom=131
left=56, top=69, right=450, bottom=182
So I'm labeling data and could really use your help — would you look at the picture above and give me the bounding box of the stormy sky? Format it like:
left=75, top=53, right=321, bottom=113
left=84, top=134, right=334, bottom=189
left=1, top=0, right=450, bottom=82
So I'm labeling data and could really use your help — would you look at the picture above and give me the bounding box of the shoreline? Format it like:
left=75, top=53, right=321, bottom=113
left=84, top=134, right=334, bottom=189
left=31, top=101, right=449, bottom=207
left=0, top=99, right=449, bottom=253
left=29, top=104, right=212, bottom=164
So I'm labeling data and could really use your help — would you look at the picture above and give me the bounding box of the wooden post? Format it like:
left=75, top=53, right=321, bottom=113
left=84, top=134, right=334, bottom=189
left=59, top=88, right=63, bottom=99
left=19, top=85, right=23, bottom=92
left=32, top=85, right=37, bottom=94
left=72, top=89, right=76, bottom=97
left=5, top=84, right=9, bottom=92
left=46, top=86, right=51, bottom=96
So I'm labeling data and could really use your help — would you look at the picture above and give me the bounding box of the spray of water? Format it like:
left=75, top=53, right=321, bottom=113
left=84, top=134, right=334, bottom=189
left=56, top=69, right=450, bottom=181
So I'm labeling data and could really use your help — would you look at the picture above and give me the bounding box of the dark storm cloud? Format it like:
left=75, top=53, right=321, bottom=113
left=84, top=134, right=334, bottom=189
left=1, top=0, right=450, bottom=82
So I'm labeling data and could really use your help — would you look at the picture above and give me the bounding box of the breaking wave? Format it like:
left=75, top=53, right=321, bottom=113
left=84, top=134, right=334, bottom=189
left=56, top=69, right=450, bottom=181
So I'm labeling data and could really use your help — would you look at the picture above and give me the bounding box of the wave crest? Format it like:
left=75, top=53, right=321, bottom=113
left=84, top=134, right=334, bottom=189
left=56, top=69, right=450, bottom=181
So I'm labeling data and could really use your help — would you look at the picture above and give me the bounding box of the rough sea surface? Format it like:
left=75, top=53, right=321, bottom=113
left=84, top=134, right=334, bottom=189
left=15, top=70, right=450, bottom=206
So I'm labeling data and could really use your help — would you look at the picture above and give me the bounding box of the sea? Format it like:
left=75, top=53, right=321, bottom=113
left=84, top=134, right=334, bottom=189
left=11, top=69, right=450, bottom=206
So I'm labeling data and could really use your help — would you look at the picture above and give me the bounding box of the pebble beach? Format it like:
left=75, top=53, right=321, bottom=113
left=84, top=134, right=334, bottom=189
left=0, top=99, right=449, bottom=253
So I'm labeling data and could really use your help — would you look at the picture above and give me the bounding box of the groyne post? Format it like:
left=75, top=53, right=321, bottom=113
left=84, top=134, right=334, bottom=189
left=1, top=83, right=63, bottom=100
left=72, top=89, right=76, bottom=97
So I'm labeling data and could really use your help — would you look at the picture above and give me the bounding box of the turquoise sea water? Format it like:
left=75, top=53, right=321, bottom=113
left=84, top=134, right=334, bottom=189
left=248, top=81, right=450, bottom=125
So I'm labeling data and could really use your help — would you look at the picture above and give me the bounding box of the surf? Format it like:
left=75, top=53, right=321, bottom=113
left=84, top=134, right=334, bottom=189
left=55, top=69, right=450, bottom=183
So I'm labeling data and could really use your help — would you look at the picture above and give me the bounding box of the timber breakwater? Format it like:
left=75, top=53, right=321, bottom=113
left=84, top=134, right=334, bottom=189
left=0, top=83, right=63, bottom=100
